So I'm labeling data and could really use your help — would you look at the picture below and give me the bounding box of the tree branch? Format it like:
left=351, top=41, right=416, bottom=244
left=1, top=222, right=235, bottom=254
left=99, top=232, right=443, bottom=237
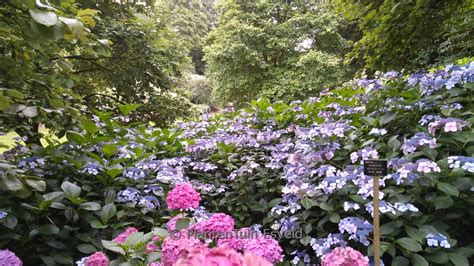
left=83, top=93, right=127, bottom=104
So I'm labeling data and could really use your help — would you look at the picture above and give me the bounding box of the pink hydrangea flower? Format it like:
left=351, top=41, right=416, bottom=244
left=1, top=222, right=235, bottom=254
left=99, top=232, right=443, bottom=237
left=321, top=247, right=369, bottom=266
left=428, top=118, right=468, bottom=134
left=242, top=235, right=283, bottom=263
left=112, top=227, right=139, bottom=244
left=174, top=247, right=242, bottom=266
left=217, top=228, right=251, bottom=251
left=242, top=253, right=272, bottom=266
left=444, top=122, right=459, bottom=132
left=145, top=243, right=160, bottom=254
left=191, top=213, right=235, bottom=239
left=416, top=159, right=441, bottom=173
left=166, top=183, right=201, bottom=210
left=86, top=252, right=109, bottom=266
left=0, top=249, right=22, bottom=266
left=161, top=230, right=204, bottom=265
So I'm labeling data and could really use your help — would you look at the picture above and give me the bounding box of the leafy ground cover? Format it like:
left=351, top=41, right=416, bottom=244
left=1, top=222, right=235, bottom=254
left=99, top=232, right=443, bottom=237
left=1, top=61, right=473, bottom=265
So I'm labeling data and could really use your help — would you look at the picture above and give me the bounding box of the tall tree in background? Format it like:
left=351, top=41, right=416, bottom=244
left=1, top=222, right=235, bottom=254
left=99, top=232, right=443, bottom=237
left=156, top=0, right=217, bottom=75
left=0, top=0, right=103, bottom=143
left=204, top=0, right=352, bottom=105
left=73, top=0, right=193, bottom=126
left=335, top=0, right=473, bottom=71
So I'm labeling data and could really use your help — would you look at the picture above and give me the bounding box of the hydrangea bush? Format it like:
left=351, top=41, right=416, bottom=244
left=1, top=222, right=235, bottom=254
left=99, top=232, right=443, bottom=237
left=76, top=185, right=281, bottom=265
left=1, top=61, right=473, bottom=265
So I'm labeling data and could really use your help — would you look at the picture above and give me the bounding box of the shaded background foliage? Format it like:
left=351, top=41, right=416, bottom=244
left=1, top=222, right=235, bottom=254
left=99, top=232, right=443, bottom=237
left=204, top=0, right=353, bottom=105
left=334, top=0, right=474, bottom=71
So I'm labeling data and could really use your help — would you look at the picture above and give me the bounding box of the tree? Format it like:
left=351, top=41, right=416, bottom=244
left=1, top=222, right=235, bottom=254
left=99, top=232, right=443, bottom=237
left=71, top=0, right=193, bottom=127
left=204, top=0, right=352, bottom=105
left=156, top=0, right=217, bottom=74
left=335, top=0, right=474, bottom=71
left=0, top=0, right=103, bottom=143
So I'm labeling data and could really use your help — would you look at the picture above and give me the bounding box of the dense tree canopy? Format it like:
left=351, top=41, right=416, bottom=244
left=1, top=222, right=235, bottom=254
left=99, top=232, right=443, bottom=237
left=0, top=0, right=103, bottom=143
left=335, top=0, right=474, bottom=71
left=204, top=0, right=352, bottom=105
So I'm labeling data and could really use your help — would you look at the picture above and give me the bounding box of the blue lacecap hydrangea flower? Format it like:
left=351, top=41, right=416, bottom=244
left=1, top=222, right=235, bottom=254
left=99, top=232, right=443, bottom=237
left=426, top=233, right=450, bottom=248
left=123, top=167, right=145, bottom=180
left=117, top=187, right=140, bottom=203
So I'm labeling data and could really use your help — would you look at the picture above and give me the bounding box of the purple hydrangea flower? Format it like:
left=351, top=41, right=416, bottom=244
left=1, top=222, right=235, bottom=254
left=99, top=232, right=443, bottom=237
left=123, top=167, right=145, bottom=180
left=0, top=249, right=22, bottom=265
left=138, top=195, right=160, bottom=210
left=117, top=187, right=141, bottom=203
left=338, top=217, right=372, bottom=246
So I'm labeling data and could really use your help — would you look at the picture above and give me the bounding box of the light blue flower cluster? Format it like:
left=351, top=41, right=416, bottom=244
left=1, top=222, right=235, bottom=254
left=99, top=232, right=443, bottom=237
left=448, top=156, right=474, bottom=172
left=80, top=163, right=103, bottom=175
left=426, top=233, right=450, bottom=248
left=123, top=167, right=145, bottom=180
left=338, top=217, right=372, bottom=246
left=310, top=233, right=347, bottom=257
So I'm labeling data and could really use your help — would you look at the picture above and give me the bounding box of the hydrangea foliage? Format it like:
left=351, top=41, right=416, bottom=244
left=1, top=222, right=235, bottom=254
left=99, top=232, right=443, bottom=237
left=0, top=62, right=473, bottom=265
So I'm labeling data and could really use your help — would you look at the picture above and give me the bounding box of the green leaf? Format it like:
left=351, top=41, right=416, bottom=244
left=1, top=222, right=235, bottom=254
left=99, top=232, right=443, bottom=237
left=0, top=95, right=10, bottom=110
left=53, top=254, right=73, bottom=265
left=77, top=244, right=96, bottom=254
left=99, top=203, right=116, bottom=224
left=6, top=89, right=24, bottom=99
left=82, top=119, right=99, bottom=134
left=30, top=9, right=58, bottom=27
left=66, top=131, right=85, bottom=145
left=25, top=178, right=46, bottom=191
left=22, top=106, right=38, bottom=117
left=392, top=256, right=410, bottom=265
left=268, top=198, right=282, bottom=208
left=426, top=252, right=448, bottom=264
left=2, top=215, right=18, bottom=229
left=433, top=196, right=454, bottom=209
left=299, top=235, right=311, bottom=246
left=102, top=144, right=118, bottom=157
left=124, top=232, right=147, bottom=246
left=380, top=112, right=397, bottom=125
left=448, top=253, right=469, bottom=266
left=43, top=191, right=66, bottom=202
left=147, top=252, right=162, bottom=263
left=410, top=253, right=428, bottom=266
left=300, top=197, right=316, bottom=209
left=61, top=181, right=81, bottom=198
left=39, top=224, right=60, bottom=235
left=79, top=202, right=102, bottom=211
left=152, top=228, right=168, bottom=238
left=106, top=168, right=123, bottom=178
left=119, top=104, right=142, bottom=116
left=395, top=237, right=422, bottom=252
left=175, top=218, right=190, bottom=230
left=405, top=226, right=424, bottom=243
left=319, top=202, right=334, bottom=211
left=102, top=240, right=125, bottom=254
left=1, top=175, right=24, bottom=191
left=437, top=182, right=459, bottom=197
left=90, top=220, right=108, bottom=229
left=77, top=9, right=100, bottom=17
left=329, top=212, right=340, bottom=223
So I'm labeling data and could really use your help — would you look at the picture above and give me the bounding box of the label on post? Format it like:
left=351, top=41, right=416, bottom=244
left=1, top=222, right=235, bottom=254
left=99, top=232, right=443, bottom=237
left=363, top=160, right=388, bottom=176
